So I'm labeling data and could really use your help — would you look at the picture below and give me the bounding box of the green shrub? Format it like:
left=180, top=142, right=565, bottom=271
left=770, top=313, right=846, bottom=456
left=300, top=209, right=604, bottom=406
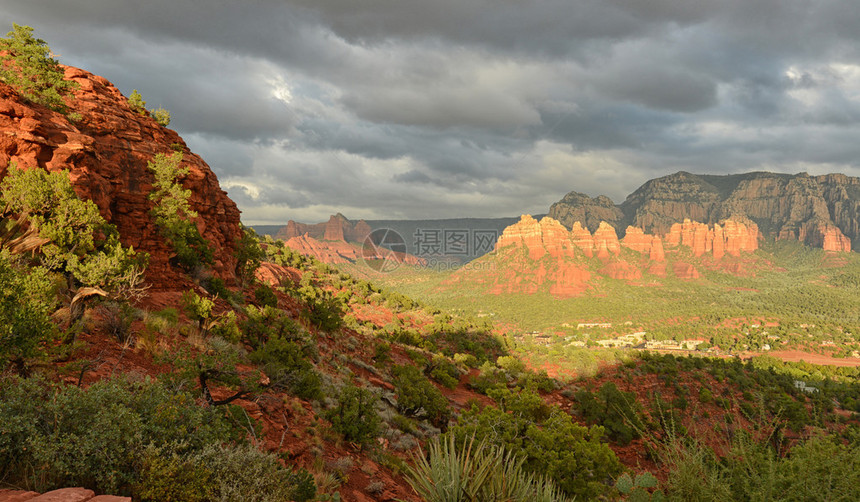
left=128, top=89, right=147, bottom=115
left=428, top=354, right=460, bottom=389
left=150, top=107, right=171, bottom=127
left=147, top=152, right=213, bottom=271
left=200, top=276, right=232, bottom=300
left=254, top=283, right=278, bottom=308
left=180, top=289, right=214, bottom=332
left=235, top=225, right=265, bottom=284
left=325, top=384, right=380, bottom=445
left=291, top=276, right=344, bottom=332
left=469, top=361, right=507, bottom=394
left=373, top=342, right=392, bottom=364
left=573, top=383, right=645, bottom=446
left=0, top=24, right=79, bottom=113
left=0, top=165, right=144, bottom=292
left=205, top=311, right=239, bottom=344
left=97, top=300, right=137, bottom=343
left=452, top=394, right=622, bottom=499
left=240, top=305, right=304, bottom=348
left=138, top=446, right=212, bottom=502
left=0, top=376, right=241, bottom=494
left=138, top=442, right=316, bottom=502
left=0, top=253, right=57, bottom=370
left=393, top=364, right=450, bottom=426
left=248, top=314, right=323, bottom=400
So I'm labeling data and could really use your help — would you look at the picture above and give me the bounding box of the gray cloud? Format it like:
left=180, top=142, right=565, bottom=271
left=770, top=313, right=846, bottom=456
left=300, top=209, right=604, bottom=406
left=3, top=0, right=860, bottom=223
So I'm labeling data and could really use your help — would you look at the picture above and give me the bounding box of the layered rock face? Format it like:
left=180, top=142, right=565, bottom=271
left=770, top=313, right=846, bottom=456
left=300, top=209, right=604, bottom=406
left=484, top=215, right=591, bottom=297
left=547, top=191, right=623, bottom=232
left=551, top=171, right=859, bottom=252
left=663, top=219, right=759, bottom=258
left=0, top=66, right=242, bottom=286
left=276, top=213, right=371, bottom=242
left=469, top=214, right=763, bottom=297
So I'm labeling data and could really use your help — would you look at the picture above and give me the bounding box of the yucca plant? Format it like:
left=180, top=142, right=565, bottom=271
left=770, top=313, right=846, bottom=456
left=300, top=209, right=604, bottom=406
left=403, top=434, right=572, bottom=502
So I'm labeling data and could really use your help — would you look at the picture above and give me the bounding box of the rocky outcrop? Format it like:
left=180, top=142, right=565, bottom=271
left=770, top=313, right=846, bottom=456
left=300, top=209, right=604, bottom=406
left=649, top=236, right=665, bottom=261
left=664, top=219, right=759, bottom=258
left=495, top=215, right=624, bottom=260
left=478, top=214, right=758, bottom=296
left=547, top=191, right=623, bottom=232
left=0, top=488, right=129, bottom=502
left=276, top=213, right=372, bottom=243
left=0, top=66, right=242, bottom=287
left=494, top=215, right=576, bottom=260
left=786, top=222, right=852, bottom=252
left=601, top=260, right=642, bottom=280
left=285, top=234, right=361, bottom=264
left=673, top=262, right=700, bottom=280
left=593, top=222, right=621, bottom=259
left=551, top=171, right=859, bottom=252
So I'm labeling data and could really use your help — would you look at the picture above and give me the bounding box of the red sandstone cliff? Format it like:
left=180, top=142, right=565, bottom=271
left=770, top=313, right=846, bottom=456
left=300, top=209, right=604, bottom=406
left=277, top=214, right=372, bottom=242
left=664, top=219, right=759, bottom=258
left=0, top=66, right=242, bottom=287
left=779, top=222, right=852, bottom=252
left=463, top=214, right=767, bottom=297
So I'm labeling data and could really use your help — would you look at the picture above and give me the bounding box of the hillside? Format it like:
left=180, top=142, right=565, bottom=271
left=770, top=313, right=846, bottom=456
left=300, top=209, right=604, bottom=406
left=550, top=171, right=858, bottom=252
left=0, top=63, right=241, bottom=288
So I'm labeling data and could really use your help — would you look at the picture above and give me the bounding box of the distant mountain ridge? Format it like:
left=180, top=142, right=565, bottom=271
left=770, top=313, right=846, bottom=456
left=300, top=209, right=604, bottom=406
left=257, top=216, right=527, bottom=263
left=550, top=171, right=857, bottom=252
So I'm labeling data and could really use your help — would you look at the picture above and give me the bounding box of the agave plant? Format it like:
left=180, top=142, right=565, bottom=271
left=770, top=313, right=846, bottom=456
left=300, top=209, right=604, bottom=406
left=403, top=434, right=572, bottom=502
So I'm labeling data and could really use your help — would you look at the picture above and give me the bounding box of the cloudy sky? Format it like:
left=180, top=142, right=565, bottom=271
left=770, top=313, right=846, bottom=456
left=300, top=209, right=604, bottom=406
left=4, top=1, right=860, bottom=224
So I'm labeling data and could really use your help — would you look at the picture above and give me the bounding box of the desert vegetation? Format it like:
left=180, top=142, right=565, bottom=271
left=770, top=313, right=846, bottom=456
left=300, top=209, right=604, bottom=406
left=0, top=24, right=78, bottom=114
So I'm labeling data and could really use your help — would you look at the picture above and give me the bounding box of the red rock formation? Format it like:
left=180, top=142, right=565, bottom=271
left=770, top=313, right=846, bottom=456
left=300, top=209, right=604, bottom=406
left=280, top=220, right=301, bottom=240
left=712, top=223, right=726, bottom=259
left=673, top=262, right=700, bottom=280
left=351, top=220, right=372, bottom=242
left=286, top=235, right=358, bottom=264
left=647, top=261, right=667, bottom=276
left=665, top=219, right=758, bottom=258
left=495, top=215, right=579, bottom=260
left=650, top=236, right=665, bottom=261
left=593, top=221, right=621, bottom=259
left=276, top=214, right=372, bottom=243
left=548, top=262, right=591, bottom=297
left=721, top=219, right=759, bottom=256
left=323, top=214, right=346, bottom=241
left=0, top=66, right=242, bottom=288
left=570, top=221, right=595, bottom=257
left=255, top=262, right=301, bottom=287
left=620, top=226, right=667, bottom=262
left=802, top=223, right=852, bottom=252
left=0, top=487, right=130, bottom=502
left=601, top=260, right=642, bottom=280
left=621, top=226, right=651, bottom=253
left=482, top=215, right=593, bottom=297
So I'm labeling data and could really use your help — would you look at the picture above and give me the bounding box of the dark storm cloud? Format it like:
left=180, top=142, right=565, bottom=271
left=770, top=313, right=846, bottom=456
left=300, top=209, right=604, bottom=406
left=3, top=0, right=860, bottom=222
